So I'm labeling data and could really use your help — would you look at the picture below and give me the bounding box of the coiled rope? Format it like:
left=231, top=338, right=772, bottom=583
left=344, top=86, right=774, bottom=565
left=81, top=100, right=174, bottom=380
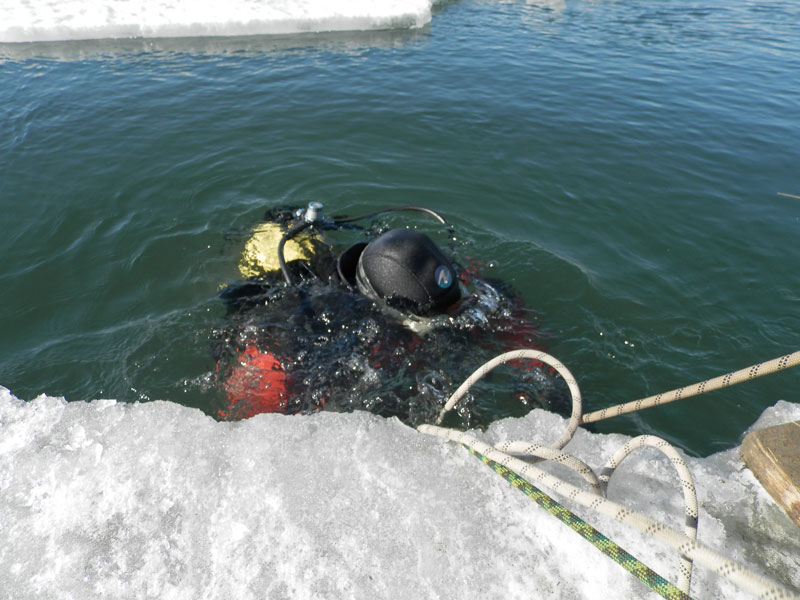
left=418, top=349, right=800, bottom=599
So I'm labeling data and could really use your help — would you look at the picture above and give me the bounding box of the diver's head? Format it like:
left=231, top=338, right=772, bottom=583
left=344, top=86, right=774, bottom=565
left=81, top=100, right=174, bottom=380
left=337, top=229, right=461, bottom=316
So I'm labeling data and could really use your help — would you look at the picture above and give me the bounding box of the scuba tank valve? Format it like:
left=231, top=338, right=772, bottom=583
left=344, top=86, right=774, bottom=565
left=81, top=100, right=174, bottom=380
left=303, top=201, right=324, bottom=223
left=294, top=201, right=324, bottom=224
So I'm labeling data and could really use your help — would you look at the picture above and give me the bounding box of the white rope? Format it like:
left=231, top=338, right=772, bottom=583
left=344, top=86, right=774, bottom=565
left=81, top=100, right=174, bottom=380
left=418, top=424, right=798, bottom=599
left=495, top=441, right=603, bottom=495
left=435, top=349, right=581, bottom=451
left=581, top=351, right=800, bottom=424
left=420, top=348, right=800, bottom=598
left=600, top=435, right=699, bottom=594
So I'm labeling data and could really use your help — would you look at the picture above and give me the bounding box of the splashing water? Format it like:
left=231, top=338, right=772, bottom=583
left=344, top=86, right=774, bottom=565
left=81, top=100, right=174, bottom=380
left=212, top=219, right=559, bottom=428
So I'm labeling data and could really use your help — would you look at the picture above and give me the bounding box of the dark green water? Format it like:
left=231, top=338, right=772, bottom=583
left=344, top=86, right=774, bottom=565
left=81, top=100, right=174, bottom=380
left=2, top=0, right=798, bottom=456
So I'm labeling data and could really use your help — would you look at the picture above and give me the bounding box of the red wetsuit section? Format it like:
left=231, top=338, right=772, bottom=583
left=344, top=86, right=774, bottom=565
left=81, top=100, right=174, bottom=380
left=219, top=345, right=288, bottom=419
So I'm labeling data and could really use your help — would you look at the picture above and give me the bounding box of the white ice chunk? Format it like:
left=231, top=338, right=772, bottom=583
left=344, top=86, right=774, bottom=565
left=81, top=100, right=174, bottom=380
left=0, top=386, right=798, bottom=599
left=0, top=0, right=438, bottom=43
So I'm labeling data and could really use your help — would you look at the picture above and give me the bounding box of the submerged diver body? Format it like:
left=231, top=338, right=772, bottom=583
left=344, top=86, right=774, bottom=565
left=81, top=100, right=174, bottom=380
left=214, top=203, right=558, bottom=427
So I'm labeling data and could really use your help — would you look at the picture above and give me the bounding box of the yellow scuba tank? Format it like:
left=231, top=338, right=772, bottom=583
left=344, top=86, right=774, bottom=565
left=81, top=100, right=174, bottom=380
left=238, top=221, right=319, bottom=279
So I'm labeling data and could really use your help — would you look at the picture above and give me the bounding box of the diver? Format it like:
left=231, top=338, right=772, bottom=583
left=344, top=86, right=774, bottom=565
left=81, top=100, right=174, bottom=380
left=214, top=202, right=553, bottom=426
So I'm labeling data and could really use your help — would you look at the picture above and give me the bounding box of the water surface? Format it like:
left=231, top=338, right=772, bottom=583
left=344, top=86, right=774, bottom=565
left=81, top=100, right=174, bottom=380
left=2, top=0, right=799, bottom=455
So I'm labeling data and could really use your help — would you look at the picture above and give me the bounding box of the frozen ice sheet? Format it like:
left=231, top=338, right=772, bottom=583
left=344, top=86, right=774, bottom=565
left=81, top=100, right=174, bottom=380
left=1, top=387, right=798, bottom=598
left=0, top=0, right=438, bottom=43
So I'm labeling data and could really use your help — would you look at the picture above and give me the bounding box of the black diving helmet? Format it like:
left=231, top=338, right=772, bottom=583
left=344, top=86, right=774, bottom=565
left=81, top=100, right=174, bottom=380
left=337, top=229, right=462, bottom=316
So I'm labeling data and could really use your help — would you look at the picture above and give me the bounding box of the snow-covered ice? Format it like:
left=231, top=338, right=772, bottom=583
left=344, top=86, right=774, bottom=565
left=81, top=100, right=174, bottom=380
left=0, top=0, right=439, bottom=43
left=1, top=386, right=798, bottom=598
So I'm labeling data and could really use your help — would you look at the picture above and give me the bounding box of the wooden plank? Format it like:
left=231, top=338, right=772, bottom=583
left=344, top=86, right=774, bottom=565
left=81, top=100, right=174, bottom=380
left=740, top=421, right=800, bottom=528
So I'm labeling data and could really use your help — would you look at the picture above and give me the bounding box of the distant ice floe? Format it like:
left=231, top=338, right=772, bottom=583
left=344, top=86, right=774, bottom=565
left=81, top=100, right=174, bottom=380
left=0, top=0, right=439, bottom=44
left=1, top=386, right=799, bottom=599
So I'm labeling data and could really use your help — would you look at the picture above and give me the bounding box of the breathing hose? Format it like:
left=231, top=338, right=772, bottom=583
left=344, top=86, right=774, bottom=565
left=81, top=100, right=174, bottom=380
left=333, top=205, right=449, bottom=226
left=277, top=220, right=313, bottom=285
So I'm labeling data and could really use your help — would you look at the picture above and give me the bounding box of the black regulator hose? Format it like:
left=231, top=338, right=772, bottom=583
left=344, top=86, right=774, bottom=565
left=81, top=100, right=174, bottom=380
left=278, top=220, right=313, bottom=285
left=333, top=205, right=449, bottom=226
left=278, top=204, right=451, bottom=286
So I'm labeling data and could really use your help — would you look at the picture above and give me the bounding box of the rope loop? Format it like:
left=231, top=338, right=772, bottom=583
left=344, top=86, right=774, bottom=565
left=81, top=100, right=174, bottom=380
left=435, top=349, right=582, bottom=451
left=600, top=435, right=699, bottom=594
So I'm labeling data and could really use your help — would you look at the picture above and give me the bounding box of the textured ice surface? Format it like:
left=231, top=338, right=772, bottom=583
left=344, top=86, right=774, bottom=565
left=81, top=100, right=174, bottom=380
left=1, top=387, right=799, bottom=599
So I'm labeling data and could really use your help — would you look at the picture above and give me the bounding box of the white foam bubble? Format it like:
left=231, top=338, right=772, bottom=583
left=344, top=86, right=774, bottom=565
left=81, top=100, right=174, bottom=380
left=1, top=386, right=798, bottom=598
left=0, top=0, right=437, bottom=44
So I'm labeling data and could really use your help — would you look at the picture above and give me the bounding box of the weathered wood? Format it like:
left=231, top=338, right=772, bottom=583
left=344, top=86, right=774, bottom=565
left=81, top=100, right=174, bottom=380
left=740, top=421, right=800, bottom=528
